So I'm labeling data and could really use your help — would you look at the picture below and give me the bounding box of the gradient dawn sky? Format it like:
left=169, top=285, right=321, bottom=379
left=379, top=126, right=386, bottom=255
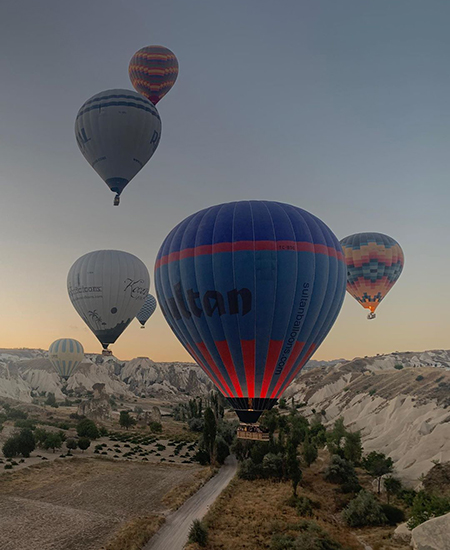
left=1, top=0, right=449, bottom=362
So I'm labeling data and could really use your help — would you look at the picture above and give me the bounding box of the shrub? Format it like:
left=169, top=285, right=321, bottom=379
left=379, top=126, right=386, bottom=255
left=119, top=411, right=136, bottom=430
left=381, top=504, right=405, bottom=525
left=77, top=419, right=99, bottom=439
left=149, top=421, right=162, bottom=433
left=215, top=435, right=230, bottom=465
left=394, top=364, right=404, bottom=370
left=342, top=491, right=387, bottom=527
left=238, top=458, right=262, bottom=480
left=43, top=433, right=63, bottom=453
left=324, top=455, right=359, bottom=486
left=14, top=419, right=36, bottom=430
left=296, top=496, right=314, bottom=517
left=188, top=519, right=208, bottom=547
left=302, top=435, right=318, bottom=467
left=78, top=437, right=91, bottom=452
left=262, top=453, right=284, bottom=479
left=66, top=439, right=78, bottom=451
left=45, top=393, right=58, bottom=408
left=7, top=409, right=27, bottom=420
left=416, top=375, right=424, bottom=382
left=362, top=451, right=394, bottom=493
left=407, top=491, right=450, bottom=529
left=98, top=426, right=108, bottom=437
left=2, top=437, right=19, bottom=458
left=4, top=464, right=13, bottom=470
left=16, top=428, right=35, bottom=457
left=188, top=416, right=204, bottom=432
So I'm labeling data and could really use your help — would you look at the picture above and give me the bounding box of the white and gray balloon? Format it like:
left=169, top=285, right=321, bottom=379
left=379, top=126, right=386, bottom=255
left=75, top=89, right=161, bottom=205
left=67, top=250, right=150, bottom=352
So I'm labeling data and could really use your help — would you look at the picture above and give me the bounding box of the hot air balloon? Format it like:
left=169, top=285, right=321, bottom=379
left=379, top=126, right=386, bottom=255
left=68, top=250, right=150, bottom=354
left=48, top=338, right=84, bottom=380
left=136, top=294, right=157, bottom=328
left=155, top=201, right=346, bottom=430
left=340, top=232, right=404, bottom=319
left=75, top=89, right=161, bottom=205
left=129, top=45, right=179, bottom=105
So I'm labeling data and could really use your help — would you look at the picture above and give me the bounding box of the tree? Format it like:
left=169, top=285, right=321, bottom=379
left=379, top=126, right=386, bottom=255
left=286, top=441, right=302, bottom=496
left=2, top=437, right=19, bottom=458
left=262, top=453, right=284, bottom=479
left=384, top=476, right=402, bottom=504
left=324, top=455, right=360, bottom=492
left=43, top=433, right=63, bottom=453
left=78, top=437, right=91, bottom=452
left=34, top=428, right=50, bottom=447
left=66, top=438, right=78, bottom=452
left=407, top=491, right=450, bottom=529
left=119, top=411, right=136, bottom=430
left=215, top=435, right=230, bottom=465
left=302, top=434, right=318, bottom=467
left=326, top=418, right=346, bottom=456
left=342, top=490, right=387, bottom=527
left=309, top=420, right=327, bottom=448
left=343, top=431, right=363, bottom=465
left=362, top=451, right=394, bottom=494
left=77, top=418, right=99, bottom=439
left=16, top=428, right=35, bottom=458
left=45, top=393, right=58, bottom=408
left=279, top=397, right=287, bottom=409
left=203, top=407, right=217, bottom=462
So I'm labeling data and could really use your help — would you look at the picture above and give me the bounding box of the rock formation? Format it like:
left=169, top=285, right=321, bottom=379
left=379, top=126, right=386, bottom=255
left=77, top=383, right=112, bottom=422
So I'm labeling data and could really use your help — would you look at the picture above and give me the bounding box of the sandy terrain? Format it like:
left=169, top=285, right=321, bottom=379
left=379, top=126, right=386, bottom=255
left=0, top=457, right=208, bottom=550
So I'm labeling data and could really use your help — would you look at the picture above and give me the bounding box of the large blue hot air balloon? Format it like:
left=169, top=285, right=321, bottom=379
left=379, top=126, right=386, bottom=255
left=137, top=294, right=157, bottom=328
left=155, top=201, right=346, bottom=423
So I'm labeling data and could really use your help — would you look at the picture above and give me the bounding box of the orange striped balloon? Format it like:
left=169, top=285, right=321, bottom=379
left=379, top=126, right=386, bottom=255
left=129, top=45, right=179, bottom=105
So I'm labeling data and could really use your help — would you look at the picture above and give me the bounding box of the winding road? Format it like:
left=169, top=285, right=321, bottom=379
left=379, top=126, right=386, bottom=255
left=144, top=455, right=237, bottom=550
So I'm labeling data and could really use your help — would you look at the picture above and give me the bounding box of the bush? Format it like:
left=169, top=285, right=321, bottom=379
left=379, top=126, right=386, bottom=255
left=215, top=435, right=230, bottom=465
left=77, top=419, right=99, bottom=439
left=342, top=491, right=387, bottom=527
left=78, top=437, right=91, bottom=452
left=7, top=409, right=28, bottom=420
left=98, top=426, right=108, bottom=437
left=43, top=433, right=63, bottom=453
left=324, top=455, right=359, bottom=486
left=45, top=393, right=58, bottom=408
left=149, top=421, right=162, bottom=433
left=270, top=521, right=343, bottom=550
left=16, top=428, right=35, bottom=457
left=2, top=437, right=19, bottom=458
left=296, top=496, right=314, bottom=517
left=238, top=458, right=262, bottom=480
left=381, top=504, right=405, bottom=525
left=416, top=375, right=424, bottom=382
left=188, top=519, right=208, bottom=547
left=66, top=439, right=78, bottom=451
left=14, top=419, right=36, bottom=430
left=188, top=417, right=204, bottom=432
left=394, top=364, right=404, bottom=370
left=407, top=491, right=450, bottom=529
left=262, top=453, right=284, bottom=479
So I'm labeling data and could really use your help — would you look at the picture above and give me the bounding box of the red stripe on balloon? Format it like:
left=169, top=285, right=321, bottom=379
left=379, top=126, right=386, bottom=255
left=260, top=340, right=284, bottom=398
left=215, top=340, right=243, bottom=398
left=185, top=343, right=229, bottom=397
left=196, top=342, right=234, bottom=398
left=276, top=344, right=316, bottom=397
left=269, top=341, right=305, bottom=398
left=155, top=241, right=344, bottom=269
left=241, top=339, right=255, bottom=398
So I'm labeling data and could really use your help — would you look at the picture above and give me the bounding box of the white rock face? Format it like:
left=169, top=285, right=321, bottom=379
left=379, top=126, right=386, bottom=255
left=411, top=512, right=450, bottom=549
left=393, top=522, right=411, bottom=543
left=0, top=363, right=31, bottom=403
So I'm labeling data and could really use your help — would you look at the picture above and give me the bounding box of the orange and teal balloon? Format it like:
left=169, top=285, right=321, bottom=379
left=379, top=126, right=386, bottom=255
left=340, top=232, right=404, bottom=319
left=129, top=45, right=179, bottom=105
left=155, top=201, right=346, bottom=423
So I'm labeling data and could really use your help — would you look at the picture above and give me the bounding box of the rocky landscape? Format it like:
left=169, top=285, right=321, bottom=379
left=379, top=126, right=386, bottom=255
left=1, top=347, right=450, bottom=485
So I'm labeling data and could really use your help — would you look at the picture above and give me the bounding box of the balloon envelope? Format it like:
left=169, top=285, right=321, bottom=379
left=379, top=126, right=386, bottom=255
left=155, top=201, right=346, bottom=423
left=129, top=45, right=179, bottom=105
left=49, top=338, right=84, bottom=380
left=136, top=294, right=157, bottom=327
left=75, top=89, right=161, bottom=201
left=67, top=250, right=150, bottom=351
left=340, top=232, right=404, bottom=316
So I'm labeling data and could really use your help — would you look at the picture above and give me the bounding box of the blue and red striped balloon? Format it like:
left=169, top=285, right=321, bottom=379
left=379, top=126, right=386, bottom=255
left=155, top=201, right=346, bottom=422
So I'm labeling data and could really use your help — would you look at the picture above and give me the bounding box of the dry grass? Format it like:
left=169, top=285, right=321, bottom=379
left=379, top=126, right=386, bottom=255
left=163, top=467, right=216, bottom=510
left=102, top=515, right=165, bottom=550
left=199, top=452, right=410, bottom=550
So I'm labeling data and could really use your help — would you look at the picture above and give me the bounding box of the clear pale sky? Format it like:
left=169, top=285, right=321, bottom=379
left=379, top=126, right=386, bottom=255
left=1, top=0, right=449, bottom=362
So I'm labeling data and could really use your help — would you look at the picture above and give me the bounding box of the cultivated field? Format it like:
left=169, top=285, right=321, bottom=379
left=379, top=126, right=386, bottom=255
left=0, top=457, right=210, bottom=550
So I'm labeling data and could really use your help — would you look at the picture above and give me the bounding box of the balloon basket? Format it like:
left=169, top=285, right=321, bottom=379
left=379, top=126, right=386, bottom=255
left=113, top=195, right=120, bottom=206
left=140, top=326, right=145, bottom=329
left=102, top=349, right=113, bottom=356
left=367, top=312, right=376, bottom=320
left=237, top=423, right=269, bottom=441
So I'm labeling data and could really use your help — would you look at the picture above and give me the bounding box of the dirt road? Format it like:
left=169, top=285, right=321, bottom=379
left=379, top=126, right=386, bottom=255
left=144, top=455, right=237, bottom=550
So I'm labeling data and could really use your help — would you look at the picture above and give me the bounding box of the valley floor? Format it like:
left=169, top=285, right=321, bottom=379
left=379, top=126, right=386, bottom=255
left=0, top=457, right=210, bottom=550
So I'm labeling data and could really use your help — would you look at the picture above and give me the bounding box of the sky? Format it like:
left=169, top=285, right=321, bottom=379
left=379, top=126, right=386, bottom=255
left=1, top=0, right=449, bottom=362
